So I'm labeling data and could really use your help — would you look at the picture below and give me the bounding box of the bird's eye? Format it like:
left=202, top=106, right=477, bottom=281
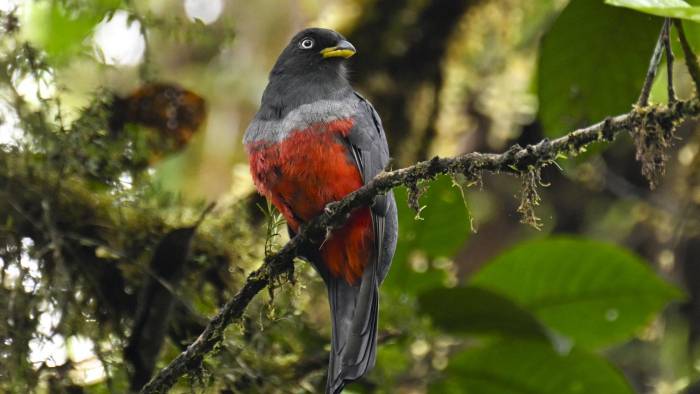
left=299, top=38, right=314, bottom=49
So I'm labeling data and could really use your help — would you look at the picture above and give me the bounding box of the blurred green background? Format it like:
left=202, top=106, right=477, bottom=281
left=1, top=0, right=700, bottom=393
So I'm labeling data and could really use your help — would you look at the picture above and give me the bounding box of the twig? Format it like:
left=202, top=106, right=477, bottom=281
left=41, top=199, right=65, bottom=270
left=140, top=97, right=700, bottom=394
left=662, top=19, right=677, bottom=103
left=674, top=19, right=700, bottom=94
left=93, top=341, right=116, bottom=394
left=193, top=202, right=216, bottom=229
left=638, top=22, right=666, bottom=107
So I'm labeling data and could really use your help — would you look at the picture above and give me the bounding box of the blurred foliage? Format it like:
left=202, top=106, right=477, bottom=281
left=472, top=238, right=682, bottom=349
left=384, top=176, right=469, bottom=296
left=22, top=0, right=120, bottom=62
left=418, top=286, right=549, bottom=340
left=607, top=0, right=700, bottom=21
left=0, top=0, right=699, bottom=393
left=432, top=340, right=634, bottom=394
left=538, top=1, right=659, bottom=137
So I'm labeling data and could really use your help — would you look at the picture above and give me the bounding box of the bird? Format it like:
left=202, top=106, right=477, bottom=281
left=243, top=28, right=398, bottom=393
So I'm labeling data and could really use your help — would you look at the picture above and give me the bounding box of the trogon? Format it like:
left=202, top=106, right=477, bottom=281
left=243, top=28, right=398, bottom=393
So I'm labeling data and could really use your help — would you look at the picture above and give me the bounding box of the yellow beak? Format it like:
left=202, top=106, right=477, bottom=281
left=320, top=40, right=356, bottom=59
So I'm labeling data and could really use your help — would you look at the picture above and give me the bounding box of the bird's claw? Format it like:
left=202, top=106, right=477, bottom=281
left=324, top=201, right=340, bottom=216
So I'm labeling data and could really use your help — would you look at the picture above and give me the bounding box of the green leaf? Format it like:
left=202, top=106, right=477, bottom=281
left=679, top=19, right=700, bottom=56
left=431, top=340, right=633, bottom=394
left=383, top=175, right=470, bottom=295
left=606, top=0, right=700, bottom=21
left=471, top=237, right=682, bottom=349
left=609, top=0, right=690, bottom=6
left=538, top=0, right=660, bottom=137
left=23, top=0, right=121, bottom=63
left=418, top=286, right=550, bottom=341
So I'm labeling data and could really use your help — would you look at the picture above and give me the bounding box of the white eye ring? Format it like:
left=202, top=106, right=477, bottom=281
left=299, top=38, right=314, bottom=49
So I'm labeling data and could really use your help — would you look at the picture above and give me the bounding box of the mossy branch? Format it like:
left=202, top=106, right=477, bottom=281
left=141, top=94, right=700, bottom=392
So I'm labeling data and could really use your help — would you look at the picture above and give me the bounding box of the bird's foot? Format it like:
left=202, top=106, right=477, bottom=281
left=324, top=201, right=340, bottom=216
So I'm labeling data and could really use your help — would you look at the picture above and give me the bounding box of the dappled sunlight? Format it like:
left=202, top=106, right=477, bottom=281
left=0, top=100, right=22, bottom=147
left=93, top=11, right=145, bottom=66
left=184, top=0, right=222, bottom=25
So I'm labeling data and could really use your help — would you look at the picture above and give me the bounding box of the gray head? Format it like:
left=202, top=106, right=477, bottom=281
left=258, top=28, right=356, bottom=120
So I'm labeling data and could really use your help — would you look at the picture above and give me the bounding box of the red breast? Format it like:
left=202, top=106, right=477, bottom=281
left=246, top=118, right=373, bottom=283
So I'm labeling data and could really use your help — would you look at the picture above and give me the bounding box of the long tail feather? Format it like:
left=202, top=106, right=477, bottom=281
left=325, top=263, right=379, bottom=394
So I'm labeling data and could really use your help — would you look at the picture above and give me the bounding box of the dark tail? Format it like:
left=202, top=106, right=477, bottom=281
left=325, top=263, right=379, bottom=394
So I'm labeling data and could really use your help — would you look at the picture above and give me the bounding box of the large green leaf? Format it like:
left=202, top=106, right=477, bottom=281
left=606, top=0, right=700, bottom=68
left=418, top=286, right=549, bottom=341
left=538, top=0, right=660, bottom=137
left=471, top=237, right=682, bottom=349
left=431, top=340, right=633, bottom=394
left=383, top=175, right=470, bottom=295
left=606, top=0, right=700, bottom=21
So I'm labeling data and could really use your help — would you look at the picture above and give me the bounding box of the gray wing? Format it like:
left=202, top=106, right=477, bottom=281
left=346, top=91, right=396, bottom=283
left=324, top=93, right=398, bottom=393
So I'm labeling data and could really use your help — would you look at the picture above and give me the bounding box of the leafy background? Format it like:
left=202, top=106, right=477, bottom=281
left=1, top=0, right=700, bottom=393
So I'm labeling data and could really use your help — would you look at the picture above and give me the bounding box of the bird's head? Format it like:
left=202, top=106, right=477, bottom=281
left=257, top=28, right=356, bottom=120
left=270, top=27, right=356, bottom=78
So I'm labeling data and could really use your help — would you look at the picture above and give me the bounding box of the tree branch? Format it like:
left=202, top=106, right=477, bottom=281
left=140, top=96, right=700, bottom=393
left=674, top=19, right=700, bottom=93
left=662, top=19, right=677, bottom=103
left=638, top=20, right=666, bottom=107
